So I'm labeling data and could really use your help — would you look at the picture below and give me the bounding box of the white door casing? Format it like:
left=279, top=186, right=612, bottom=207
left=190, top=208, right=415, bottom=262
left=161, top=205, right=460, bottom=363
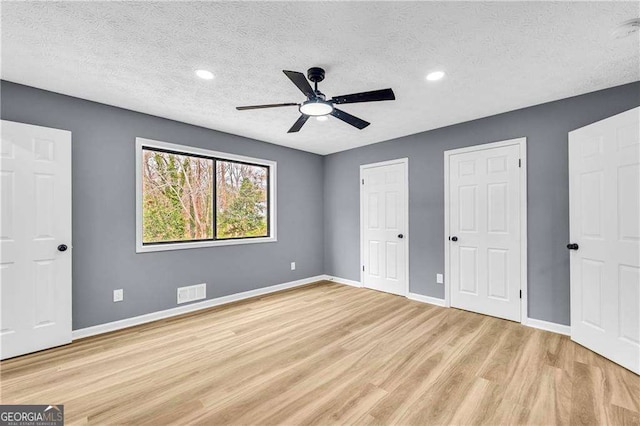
left=360, top=159, right=408, bottom=296
left=445, top=138, right=527, bottom=323
left=569, top=107, right=640, bottom=374
left=0, top=120, right=72, bottom=360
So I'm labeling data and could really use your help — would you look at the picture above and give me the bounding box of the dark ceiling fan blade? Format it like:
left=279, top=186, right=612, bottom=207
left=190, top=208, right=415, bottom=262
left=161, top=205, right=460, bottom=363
left=331, top=88, right=395, bottom=105
left=236, top=103, right=298, bottom=110
left=330, top=108, right=370, bottom=129
left=283, top=70, right=315, bottom=98
left=287, top=114, right=310, bottom=133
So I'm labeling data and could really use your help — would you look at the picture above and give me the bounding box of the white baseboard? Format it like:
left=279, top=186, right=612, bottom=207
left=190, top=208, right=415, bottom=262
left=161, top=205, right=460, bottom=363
left=408, top=294, right=570, bottom=336
left=72, top=274, right=572, bottom=341
left=72, top=275, right=326, bottom=340
left=407, top=292, right=446, bottom=307
left=323, top=275, right=362, bottom=287
left=524, top=317, right=571, bottom=336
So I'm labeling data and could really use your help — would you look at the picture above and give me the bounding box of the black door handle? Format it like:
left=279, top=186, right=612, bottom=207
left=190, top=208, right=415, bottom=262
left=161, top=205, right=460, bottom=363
left=57, top=244, right=68, bottom=252
left=567, top=243, right=579, bottom=250
left=398, top=234, right=404, bottom=239
left=450, top=236, right=458, bottom=242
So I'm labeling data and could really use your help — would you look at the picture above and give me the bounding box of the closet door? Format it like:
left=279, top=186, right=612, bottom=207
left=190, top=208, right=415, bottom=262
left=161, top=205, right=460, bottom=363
left=1, top=120, right=72, bottom=359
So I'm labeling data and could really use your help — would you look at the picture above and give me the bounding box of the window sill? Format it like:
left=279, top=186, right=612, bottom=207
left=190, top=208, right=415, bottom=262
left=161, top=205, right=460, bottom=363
left=136, top=236, right=277, bottom=253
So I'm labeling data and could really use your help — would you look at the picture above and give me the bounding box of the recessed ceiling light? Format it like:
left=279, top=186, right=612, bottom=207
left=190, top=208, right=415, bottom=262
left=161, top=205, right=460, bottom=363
left=195, top=69, right=214, bottom=80
left=612, top=18, right=640, bottom=39
left=316, top=116, right=329, bottom=122
left=426, top=71, right=445, bottom=81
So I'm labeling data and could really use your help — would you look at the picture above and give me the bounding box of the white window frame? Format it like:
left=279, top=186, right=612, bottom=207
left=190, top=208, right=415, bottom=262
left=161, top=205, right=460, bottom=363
left=135, top=137, right=277, bottom=253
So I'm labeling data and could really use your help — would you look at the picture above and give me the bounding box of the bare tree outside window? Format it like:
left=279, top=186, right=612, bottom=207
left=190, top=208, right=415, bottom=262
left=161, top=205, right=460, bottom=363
left=142, top=149, right=213, bottom=243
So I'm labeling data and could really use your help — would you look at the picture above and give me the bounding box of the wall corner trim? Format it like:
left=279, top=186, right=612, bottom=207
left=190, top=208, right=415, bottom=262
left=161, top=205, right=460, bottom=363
left=72, top=275, right=327, bottom=340
left=323, top=275, right=363, bottom=287
left=524, top=317, right=571, bottom=336
left=407, top=293, right=446, bottom=307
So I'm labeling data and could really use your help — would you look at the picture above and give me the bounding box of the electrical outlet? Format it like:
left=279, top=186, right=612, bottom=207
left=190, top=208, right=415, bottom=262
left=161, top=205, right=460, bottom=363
left=436, top=274, right=444, bottom=284
left=290, top=262, right=296, bottom=271
left=113, top=289, right=124, bottom=302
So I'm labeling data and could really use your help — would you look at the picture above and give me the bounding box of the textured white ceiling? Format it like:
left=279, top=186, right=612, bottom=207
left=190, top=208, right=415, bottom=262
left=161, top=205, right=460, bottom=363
left=1, top=1, right=638, bottom=155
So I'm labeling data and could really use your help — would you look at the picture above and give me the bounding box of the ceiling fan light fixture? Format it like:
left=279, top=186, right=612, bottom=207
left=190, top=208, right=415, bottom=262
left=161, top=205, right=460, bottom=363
left=299, top=100, right=333, bottom=116
left=316, top=116, right=329, bottom=122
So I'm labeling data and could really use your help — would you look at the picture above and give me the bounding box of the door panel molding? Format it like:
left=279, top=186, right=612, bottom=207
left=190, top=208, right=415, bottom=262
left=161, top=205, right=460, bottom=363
left=360, top=158, right=409, bottom=296
left=444, top=137, right=528, bottom=323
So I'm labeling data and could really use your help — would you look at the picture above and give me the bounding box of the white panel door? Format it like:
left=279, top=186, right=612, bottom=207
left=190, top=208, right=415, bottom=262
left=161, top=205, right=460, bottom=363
left=569, top=107, right=640, bottom=374
left=361, top=160, right=407, bottom=296
left=448, top=142, right=523, bottom=322
left=0, top=120, right=72, bottom=360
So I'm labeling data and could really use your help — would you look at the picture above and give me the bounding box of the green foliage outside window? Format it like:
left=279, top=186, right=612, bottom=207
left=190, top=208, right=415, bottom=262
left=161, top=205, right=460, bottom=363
left=216, top=160, right=268, bottom=239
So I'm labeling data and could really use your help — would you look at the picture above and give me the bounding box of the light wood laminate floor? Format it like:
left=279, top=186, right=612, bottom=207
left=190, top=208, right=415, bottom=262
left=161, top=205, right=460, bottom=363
left=1, top=281, right=638, bottom=425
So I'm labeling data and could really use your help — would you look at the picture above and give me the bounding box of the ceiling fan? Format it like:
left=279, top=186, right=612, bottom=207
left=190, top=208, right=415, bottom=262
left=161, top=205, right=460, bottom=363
left=236, top=67, right=395, bottom=133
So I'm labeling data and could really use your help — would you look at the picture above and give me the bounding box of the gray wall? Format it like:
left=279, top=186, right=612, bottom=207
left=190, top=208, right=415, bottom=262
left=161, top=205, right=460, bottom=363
left=1, top=81, right=325, bottom=330
left=3, top=80, right=638, bottom=330
left=324, top=81, right=640, bottom=326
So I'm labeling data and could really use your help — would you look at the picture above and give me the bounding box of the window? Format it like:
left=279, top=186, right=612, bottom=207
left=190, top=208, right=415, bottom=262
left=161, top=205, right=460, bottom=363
left=142, top=149, right=214, bottom=243
left=216, top=160, right=269, bottom=239
left=136, top=138, right=276, bottom=252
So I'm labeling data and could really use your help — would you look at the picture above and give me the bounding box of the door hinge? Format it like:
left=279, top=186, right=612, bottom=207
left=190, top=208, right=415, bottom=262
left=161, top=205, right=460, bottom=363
left=518, top=158, right=522, bottom=168
left=362, top=265, right=365, bottom=271
left=520, top=290, right=522, bottom=299
left=362, top=178, right=365, bottom=185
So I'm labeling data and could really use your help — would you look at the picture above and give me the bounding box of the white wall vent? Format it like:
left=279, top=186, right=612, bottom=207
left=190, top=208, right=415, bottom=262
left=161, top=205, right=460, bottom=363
left=177, top=283, right=206, bottom=304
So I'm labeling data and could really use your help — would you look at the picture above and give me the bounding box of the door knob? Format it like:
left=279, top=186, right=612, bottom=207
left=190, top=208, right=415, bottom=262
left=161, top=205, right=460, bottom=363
left=57, top=244, right=68, bottom=252
left=398, top=234, right=404, bottom=239
left=450, top=236, right=458, bottom=242
left=567, top=243, right=579, bottom=250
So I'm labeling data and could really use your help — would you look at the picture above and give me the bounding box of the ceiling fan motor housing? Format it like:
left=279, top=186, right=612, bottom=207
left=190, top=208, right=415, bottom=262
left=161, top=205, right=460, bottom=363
left=307, top=67, right=325, bottom=83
